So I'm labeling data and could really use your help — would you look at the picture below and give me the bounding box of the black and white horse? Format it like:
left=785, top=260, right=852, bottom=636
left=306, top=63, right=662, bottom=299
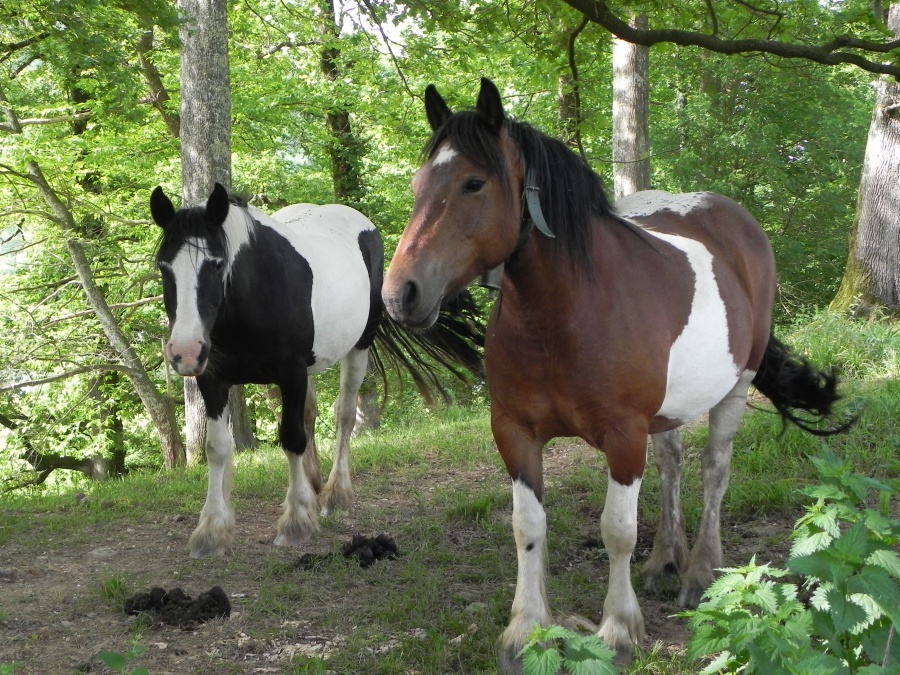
left=151, top=183, right=481, bottom=559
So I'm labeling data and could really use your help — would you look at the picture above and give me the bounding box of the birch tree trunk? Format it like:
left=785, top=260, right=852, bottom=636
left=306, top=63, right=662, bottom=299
left=612, top=14, right=651, bottom=200
left=830, top=4, right=900, bottom=316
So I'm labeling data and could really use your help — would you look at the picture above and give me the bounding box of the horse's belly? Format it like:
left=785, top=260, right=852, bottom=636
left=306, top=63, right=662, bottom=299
left=307, top=273, right=371, bottom=372
left=270, top=210, right=376, bottom=373
left=650, top=230, right=741, bottom=423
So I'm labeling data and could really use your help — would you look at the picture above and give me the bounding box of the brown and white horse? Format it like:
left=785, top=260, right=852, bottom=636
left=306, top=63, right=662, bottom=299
left=383, top=78, right=846, bottom=671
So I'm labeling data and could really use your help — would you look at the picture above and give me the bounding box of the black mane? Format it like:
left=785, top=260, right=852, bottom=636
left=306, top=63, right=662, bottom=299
left=423, top=111, right=639, bottom=271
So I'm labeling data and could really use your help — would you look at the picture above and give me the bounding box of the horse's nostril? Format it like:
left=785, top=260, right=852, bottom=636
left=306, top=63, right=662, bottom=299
left=402, top=279, right=420, bottom=312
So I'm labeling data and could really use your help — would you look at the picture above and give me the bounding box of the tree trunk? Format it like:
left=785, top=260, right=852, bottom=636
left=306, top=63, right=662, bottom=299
left=179, top=0, right=231, bottom=204
left=319, top=0, right=366, bottom=211
left=184, top=377, right=207, bottom=465
left=612, top=14, right=651, bottom=200
left=228, top=386, right=256, bottom=451
left=177, top=0, right=256, bottom=451
left=830, top=4, right=900, bottom=316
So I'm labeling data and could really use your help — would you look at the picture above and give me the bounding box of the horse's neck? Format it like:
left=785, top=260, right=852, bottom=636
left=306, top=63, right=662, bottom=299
left=500, top=237, right=580, bottom=320
left=499, top=218, right=629, bottom=319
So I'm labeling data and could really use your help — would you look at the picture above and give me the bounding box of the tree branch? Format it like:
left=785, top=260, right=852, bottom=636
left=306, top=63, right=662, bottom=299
left=0, top=111, right=92, bottom=133
left=561, top=0, right=900, bottom=79
left=0, top=364, right=141, bottom=394
left=0, top=33, right=49, bottom=64
left=44, top=294, right=163, bottom=326
left=566, top=15, right=590, bottom=161
left=358, top=0, right=416, bottom=99
left=136, top=30, right=181, bottom=139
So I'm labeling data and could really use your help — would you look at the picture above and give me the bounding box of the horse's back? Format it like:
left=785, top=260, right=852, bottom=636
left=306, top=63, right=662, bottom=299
left=265, top=203, right=381, bottom=372
left=618, top=191, right=769, bottom=254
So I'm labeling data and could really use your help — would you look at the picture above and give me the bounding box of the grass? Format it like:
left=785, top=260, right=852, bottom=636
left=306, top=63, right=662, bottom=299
left=1, top=313, right=898, bottom=674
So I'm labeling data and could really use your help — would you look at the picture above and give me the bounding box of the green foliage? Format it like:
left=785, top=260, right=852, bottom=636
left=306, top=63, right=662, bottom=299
left=96, top=644, right=150, bottom=675
left=684, top=448, right=900, bottom=674
left=519, top=624, right=619, bottom=675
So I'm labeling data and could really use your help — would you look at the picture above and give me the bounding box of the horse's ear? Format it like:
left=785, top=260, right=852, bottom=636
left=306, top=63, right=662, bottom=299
left=206, top=182, right=230, bottom=227
left=150, top=186, right=175, bottom=228
left=424, top=84, right=452, bottom=131
left=475, top=77, right=505, bottom=135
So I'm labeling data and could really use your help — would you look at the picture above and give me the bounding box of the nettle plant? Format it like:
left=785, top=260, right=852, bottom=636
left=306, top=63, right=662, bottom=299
left=686, top=449, right=900, bottom=674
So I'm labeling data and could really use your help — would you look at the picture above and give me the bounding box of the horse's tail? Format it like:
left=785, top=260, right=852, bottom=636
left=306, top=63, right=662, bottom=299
left=751, top=333, right=853, bottom=436
left=370, top=290, right=485, bottom=406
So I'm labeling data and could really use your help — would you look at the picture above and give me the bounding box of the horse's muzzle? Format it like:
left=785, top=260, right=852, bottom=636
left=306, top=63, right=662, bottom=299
left=383, top=277, right=442, bottom=328
left=166, top=340, right=210, bottom=376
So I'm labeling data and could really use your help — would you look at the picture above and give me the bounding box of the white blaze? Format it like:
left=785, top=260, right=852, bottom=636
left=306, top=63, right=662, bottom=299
left=432, top=144, right=458, bottom=166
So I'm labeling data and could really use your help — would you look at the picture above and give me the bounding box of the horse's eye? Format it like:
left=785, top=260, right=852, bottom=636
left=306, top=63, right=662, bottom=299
left=214, top=259, right=224, bottom=271
left=463, top=178, right=485, bottom=194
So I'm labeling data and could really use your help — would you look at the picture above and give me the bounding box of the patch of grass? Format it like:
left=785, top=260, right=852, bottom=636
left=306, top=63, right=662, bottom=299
left=441, top=485, right=511, bottom=524
left=100, top=573, right=130, bottom=607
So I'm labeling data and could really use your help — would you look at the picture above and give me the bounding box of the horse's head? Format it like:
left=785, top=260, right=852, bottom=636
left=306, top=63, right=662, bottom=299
left=151, top=183, right=232, bottom=377
left=383, top=78, right=525, bottom=328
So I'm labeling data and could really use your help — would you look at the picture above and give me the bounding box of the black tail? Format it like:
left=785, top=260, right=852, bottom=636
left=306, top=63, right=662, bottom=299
left=370, top=291, right=485, bottom=406
left=752, top=333, right=853, bottom=436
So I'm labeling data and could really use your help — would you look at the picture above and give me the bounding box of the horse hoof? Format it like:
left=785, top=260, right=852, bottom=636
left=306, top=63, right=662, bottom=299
left=497, top=647, right=524, bottom=675
left=612, top=640, right=635, bottom=667
left=189, top=544, right=226, bottom=559
left=678, top=584, right=705, bottom=608
left=274, top=532, right=312, bottom=547
left=319, top=486, right=354, bottom=516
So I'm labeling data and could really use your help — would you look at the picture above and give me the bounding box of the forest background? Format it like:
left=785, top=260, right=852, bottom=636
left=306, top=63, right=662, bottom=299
left=0, top=0, right=897, bottom=486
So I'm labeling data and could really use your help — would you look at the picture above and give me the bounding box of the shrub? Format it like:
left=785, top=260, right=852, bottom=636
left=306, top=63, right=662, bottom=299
left=684, top=448, right=900, bottom=674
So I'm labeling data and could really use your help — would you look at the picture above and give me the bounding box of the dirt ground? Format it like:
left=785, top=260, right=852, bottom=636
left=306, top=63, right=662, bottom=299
left=0, top=440, right=798, bottom=675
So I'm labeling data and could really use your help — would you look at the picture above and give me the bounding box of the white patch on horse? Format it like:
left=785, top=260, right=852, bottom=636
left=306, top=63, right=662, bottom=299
left=645, top=230, right=741, bottom=423
left=617, top=190, right=713, bottom=218
left=166, top=237, right=215, bottom=363
left=598, top=475, right=644, bottom=650
left=220, top=206, right=255, bottom=279
left=267, top=203, right=375, bottom=373
left=432, top=144, right=458, bottom=167
left=505, top=480, right=551, bottom=642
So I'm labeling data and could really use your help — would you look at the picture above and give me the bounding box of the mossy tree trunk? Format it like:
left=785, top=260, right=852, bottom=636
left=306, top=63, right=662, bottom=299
left=830, top=4, right=900, bottom=317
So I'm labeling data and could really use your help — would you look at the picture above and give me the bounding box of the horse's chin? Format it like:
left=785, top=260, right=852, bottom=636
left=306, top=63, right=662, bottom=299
left=173, top=360, right=208, bottom=377
left=406, top=298, right=443, bottom=330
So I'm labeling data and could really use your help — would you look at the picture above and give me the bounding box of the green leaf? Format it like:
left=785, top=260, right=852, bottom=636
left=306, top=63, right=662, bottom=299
left=866, top=549, right=900, bottom=579
left=697, top=649, right=734, bottom=675
left=830, top=521, right=872, bottom=564
left=563, top=635, right=618, bottom=675
left=789, top=550, right=855, bottom=584
left=521, top=645, right=564, bottom=675
left=848, top=567, right=900, bottom=625
left=96, top=651, right=127, bottom=671
left=825, top=586, right=868, bottom=634
left=792, top=530, right=835, bottom=557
